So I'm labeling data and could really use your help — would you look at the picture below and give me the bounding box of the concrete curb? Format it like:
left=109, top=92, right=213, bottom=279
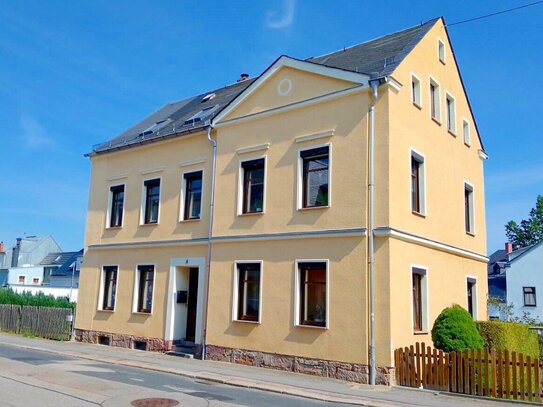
left=2, top=340, right=396, bottom=406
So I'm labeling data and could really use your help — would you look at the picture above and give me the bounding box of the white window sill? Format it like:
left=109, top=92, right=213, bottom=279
left=297, top=205, right=330, bottom=211
left=139, top=223, right=159, bottom=227
left=238, top=211, right=264, bottom=217
left=412, top=102, right=422, bottom=110
left=448, top=129, right=457, bottom=137
left=412, top=211, right=426, bottom=218
left=414, top=331, right=429, bottom=335
left=132, top=311, right=152, bottom=316
left=233, top=319, right=261, bottom=324
left=97, top=309, right=115, bottom=313
left=466, top=231, right=475, bottom=237
left=179, top=218, right=201, bottom=223
left=295, top=323, right=328, bottom=330
left=105, top=226, right=123, bottom=230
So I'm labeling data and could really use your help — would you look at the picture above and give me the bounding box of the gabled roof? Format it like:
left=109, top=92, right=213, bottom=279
left=40, top=250, right=83, bottom=276
left=487, top=244, right=539, bottom=275
left=307, top=18, right=439, bottom=77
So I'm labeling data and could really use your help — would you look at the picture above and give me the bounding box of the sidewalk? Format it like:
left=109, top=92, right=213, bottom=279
left=0, top=333, right=506, bottom=406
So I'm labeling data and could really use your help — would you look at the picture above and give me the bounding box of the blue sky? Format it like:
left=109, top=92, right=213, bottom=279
left=0, top=1, right=541, bottom=254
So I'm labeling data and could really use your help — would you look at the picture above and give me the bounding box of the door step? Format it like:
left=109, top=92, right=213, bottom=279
left=167, top=345, right=196, bottom=359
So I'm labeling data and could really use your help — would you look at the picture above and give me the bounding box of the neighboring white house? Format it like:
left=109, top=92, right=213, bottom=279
left=488, top=241, right=543, bottom=321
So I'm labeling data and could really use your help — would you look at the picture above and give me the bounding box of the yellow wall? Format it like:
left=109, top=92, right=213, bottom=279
left=206, top=237, right=368, bottom=364
left=386, top=21, right=487, bottom=255
left=85, top=132, right=212, bottom=247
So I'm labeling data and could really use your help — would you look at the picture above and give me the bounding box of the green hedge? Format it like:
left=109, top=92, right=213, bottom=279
left=477, top=320, right=539, bottom=359
left=0, top=288, right=75, bottom=309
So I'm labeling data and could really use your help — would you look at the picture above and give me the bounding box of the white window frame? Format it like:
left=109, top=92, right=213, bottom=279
left=179, top=169, right=204, bottom=222
left=466, top=276, right=478, bottom=319
left=140, top=177, right=162, bottom=225
left=445, top=92, right=457, bottom=135
left=462, top=119, right=471, bottom=146
left=411, top=266, right=429, bottom=333
left=438, top=38, right=446, bottom=64
left=18, top=275, right=26, bottom=284
left=237, top=156, right=267, bottom=216
left=464, top=181, right=475, bottom=235
left=32, top=277, right=40, bottom=285
left=410, top=148, right=427, bottom=216
left=297, top=143, right=332, bottom=210
left=429, top=76, right=441, bottom=123
left=294, top=259, right=330, bottom=329
left=411, top=73, right=422, bottom=108
left=232, top=260, right=263, bottom=324
left=97, top=264, right=119, bottom=312
left=132, top=263, right=156, bottom=314
left=106, top=183, right=125, bottom=229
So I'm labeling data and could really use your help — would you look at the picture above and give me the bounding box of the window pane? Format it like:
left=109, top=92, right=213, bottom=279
left=110, top=186, right=124, bottom=227
left=103, top=266, right=117, bottom=310
left=303, top=150, right=329, bottom=208
left=184, top=172, right=202, bottom=220
left=237, top=263, right=260, bottom=321
left=243, top=159, right=265, bottom=213
left=413, top=273, right=422, bottom=330
left=524, top=287, right=536, bottom=306
left=138, top=266, right=154, bottom=312
left=144, top=180, right=160, bottom=224
left=299, top=264, right=326, bottom=326
left=411, top=158, right=420, bottom=213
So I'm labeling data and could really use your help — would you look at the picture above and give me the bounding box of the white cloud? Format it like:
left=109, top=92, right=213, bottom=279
left=19, top=113, right=55, bottom=149
left=265, top=0, right=296, bottom=29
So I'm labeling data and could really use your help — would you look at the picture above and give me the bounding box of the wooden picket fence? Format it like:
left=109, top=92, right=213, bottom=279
left=395, top=343, right=543, bottom=402
left=0, top=304, right=73, bottom=341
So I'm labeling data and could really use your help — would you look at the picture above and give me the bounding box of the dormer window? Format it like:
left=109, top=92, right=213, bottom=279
left=184, top=105, right=219, bottom=125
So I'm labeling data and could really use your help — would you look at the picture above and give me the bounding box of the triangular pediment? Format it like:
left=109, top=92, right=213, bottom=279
left=213, top=56, right=369, bottom=124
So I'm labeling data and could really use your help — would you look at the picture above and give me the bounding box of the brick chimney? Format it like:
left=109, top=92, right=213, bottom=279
left=505, top=242, right=513, bottom=254
left=11, top=238, right=22, bottom=268
left=0, top=241, right=4, bottom=253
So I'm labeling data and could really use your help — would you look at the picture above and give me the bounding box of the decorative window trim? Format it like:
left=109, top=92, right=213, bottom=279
left=140, top=167, right=165, bottom=175
left=97, top=264, right=119, bottom=312
left=411, top=266, right=429, bottom=333
left=467, top=276, right=478, bottom=319
left=445, top=91, right=457, bottom=135
left=294, top=259, right=329, bottom=329
left=140, top=177, right=161, bottom=225
left=179, top=158, right=207, bottom=167
left=132, top=264, right=156, bottom=314
left=464, top=181, right=475, bottom=235
left=438, top=38, right=446, bottom=64
left=179, top=169, right=204, bottom=222
left=232, top=260, right=263, bottom=323
left=429, top=76, right=441, bottom=123
left=297, top=143, right=332, bottom=210
left=237, top=156, right=267, bottom=216
left=410, top=149, right=426, bottom=216
left=462, top=118, right=471, bottom=146
left=410, top=73, right=422, bottom=108
left=106, top=183, right=125, bottom=229
left=107, top=173, right=128, bottom=182
left=235, top=143, right=270, bottom=155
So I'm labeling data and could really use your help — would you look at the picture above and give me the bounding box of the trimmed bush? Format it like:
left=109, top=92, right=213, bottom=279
left=0, top=288, right=75, bottom=309
left=431, top=304, right=484, bottom=352
left=477, top=320, right=539, bottom=359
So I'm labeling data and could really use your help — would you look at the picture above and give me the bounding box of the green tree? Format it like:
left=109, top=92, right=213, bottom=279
left=505, top=195, right=543, bottom=248
left=431, top=304, right=484, bottom=352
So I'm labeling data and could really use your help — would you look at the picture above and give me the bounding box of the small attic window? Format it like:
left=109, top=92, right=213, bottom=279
left=140, top=119, right=172, bottom=137
left=202, top=93, right=216, bottom=103
left=438, top=39, right=446, bottom=64
left=54, top=255, right=62, bottom=262
left=184, top=105, right=219, bottom=126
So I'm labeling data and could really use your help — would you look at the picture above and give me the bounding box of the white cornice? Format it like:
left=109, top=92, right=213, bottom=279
left=236, top=143, right=270, bottom=155
left=107, top=173, right=128, bottom=182
left=295, top=129, right=334, bottom=143
left=373, top=227, right=488, bottom=263
left=179, top=158, right=207, bottom=167
left=140, top=167, right=165, bottom=175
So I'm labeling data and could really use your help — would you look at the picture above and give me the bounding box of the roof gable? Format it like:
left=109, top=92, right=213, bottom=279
left=213, top=56, right=369, bottom=125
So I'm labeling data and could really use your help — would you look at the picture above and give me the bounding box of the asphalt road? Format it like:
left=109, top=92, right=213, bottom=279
left=0, top=343, right=348, bottom=407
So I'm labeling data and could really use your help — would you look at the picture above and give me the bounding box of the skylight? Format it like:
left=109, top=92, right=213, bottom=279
left=202, top=93, right=216, bottom=102
left=139, top=119, right=172, bottom=136
left=184, top=105, right=219, bottom=126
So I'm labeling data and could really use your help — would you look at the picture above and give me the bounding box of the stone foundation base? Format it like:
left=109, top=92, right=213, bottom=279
left=205, top=344, right=395, bottom=385
left=74, top=329, right=172, bottom=352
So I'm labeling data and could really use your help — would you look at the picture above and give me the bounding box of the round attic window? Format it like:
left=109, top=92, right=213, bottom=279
left=277, top=78, right=292, bottom=96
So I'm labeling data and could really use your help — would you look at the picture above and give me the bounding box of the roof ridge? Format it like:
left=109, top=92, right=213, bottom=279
left=307, top=17, right=440, bottom=62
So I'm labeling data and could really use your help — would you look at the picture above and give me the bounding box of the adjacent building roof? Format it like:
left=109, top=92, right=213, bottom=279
left=1, top=236, right=62, bottom=268
left=90, top=19, right=442, bottom=156
left=41, top=250, right=83, bottom=276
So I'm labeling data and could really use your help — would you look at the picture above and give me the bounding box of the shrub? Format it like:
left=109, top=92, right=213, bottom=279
left=477, top=320, right=539, bottom=359
left=431, top=304, right=484, bottom=352
left=0, top=288, right=75, bottom=309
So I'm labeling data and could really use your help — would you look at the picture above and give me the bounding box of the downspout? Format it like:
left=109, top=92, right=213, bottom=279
left=368, top=77, right=380, bottom=385
left=201, top=125, right=217, bottom=360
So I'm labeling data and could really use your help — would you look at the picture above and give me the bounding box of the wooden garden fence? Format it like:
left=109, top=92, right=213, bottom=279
left=0, top=304, right=73, bottom=341
left=395, top=342, right=543, bottom=403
